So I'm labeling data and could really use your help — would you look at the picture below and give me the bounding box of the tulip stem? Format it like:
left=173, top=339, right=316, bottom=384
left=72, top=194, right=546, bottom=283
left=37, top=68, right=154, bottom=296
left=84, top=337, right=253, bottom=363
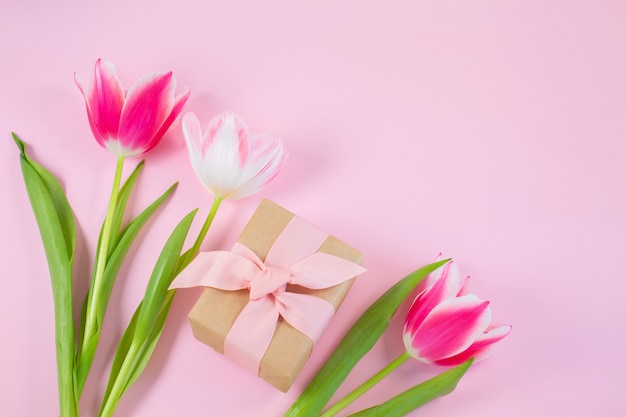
left=320, top=351, right=411, bottom=417
left=180, top=195, right=223, bottom=271
left=81, top=156, right=125, bottom=368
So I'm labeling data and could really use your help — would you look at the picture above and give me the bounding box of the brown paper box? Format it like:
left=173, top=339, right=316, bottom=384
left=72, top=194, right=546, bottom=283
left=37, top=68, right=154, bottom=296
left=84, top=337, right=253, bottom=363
left=188, top=199, right=364, bottom=392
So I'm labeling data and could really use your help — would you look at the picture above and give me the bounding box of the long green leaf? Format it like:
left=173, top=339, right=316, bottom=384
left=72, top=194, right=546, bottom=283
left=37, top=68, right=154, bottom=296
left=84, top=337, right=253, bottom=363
left=99, top=292, right=175, bottom=414
left=14, top=134, right=76, bottom=262
left=133, top=209, right=197, bottom=342
left=283, top=259, right=450, bottom=417
left=122, top=291, right=175, bottom=393
left=101, top=300, right=142, bottom=406
left=75, top=182, right=178, bottom=395
left=14, top=134, right=78, bottom=417
left=347, top=359, right=473, bottom=417
left=98, top=210, right=197, bottom=417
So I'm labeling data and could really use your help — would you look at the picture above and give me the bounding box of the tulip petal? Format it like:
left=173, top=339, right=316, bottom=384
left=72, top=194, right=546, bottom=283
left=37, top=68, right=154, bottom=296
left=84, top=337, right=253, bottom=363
left=183, top=112, right=213, bottom=188
left=456, top=275, right=471, bottom=296
left=405, top=294, right=491, bottom=363
left=75, top=59, right=124, bottom=148
left=93, top=60, right=125, bottom=138
left=229, top=133, right=287, bottom=199
left=418, top=253, right=444, bottom=290
left=403, top=261, right=463, bottom=335
left=403, top=290, right=431, bottom=336
left=434, top=323, right=511, bottom=366
left=182, top=112, right=204, bottom=155
left=75, top=73, right=106, bottom=148
left=118, top=71, right=175, bottom=156
left=191, top=112, right=252, bottom=198
left=148, top=86, right=190, bottom=153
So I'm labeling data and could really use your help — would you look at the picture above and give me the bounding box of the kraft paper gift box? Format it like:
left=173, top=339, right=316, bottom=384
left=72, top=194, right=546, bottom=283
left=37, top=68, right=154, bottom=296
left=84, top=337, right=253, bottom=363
left=172, top=199, right=365, bottom=392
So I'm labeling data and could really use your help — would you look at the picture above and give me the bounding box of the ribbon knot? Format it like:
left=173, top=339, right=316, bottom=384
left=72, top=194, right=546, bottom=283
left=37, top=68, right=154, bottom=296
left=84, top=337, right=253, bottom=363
left=249, top=267, right=291, bottom=300
left=170, top=215, right=366, bottom=374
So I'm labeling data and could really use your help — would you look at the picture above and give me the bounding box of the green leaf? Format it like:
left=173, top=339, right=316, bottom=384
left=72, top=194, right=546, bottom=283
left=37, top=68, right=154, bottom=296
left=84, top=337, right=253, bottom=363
left=98, top=210, right=197, bottom=417
left=14, top=133, right=76, bottom=263
left=99, top=292, right=175, bottom=414
left=14, top=134, right=78, bottom=417
left=283, top=259, right=451, bottom=417
left=133, top=209, right=197, bottom=343
left=75, top=181, right=178, bottom=396
left=122, top=291, right=175, bottom=393
left=347, top=359, right=473, bottom=417
left=100, top=299, right=142, bottom=407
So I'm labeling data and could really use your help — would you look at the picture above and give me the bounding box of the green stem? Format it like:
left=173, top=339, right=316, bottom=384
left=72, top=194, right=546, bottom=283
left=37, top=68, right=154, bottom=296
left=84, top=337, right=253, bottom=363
left=320, top=352, right=411, bottom=417
left=81, top=157, right=124, bottom=366
left=179, top=195, right=222, bottom=271
left=56, top=288, right=78, bottom=417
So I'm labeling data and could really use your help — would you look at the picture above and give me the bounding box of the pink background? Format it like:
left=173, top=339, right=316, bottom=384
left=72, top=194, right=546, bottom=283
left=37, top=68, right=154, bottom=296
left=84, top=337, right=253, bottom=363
left=2, top=1, right=625, bottom=416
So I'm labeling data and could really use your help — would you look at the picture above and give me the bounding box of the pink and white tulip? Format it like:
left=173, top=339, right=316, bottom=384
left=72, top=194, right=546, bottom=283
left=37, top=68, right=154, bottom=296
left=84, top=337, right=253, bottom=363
left=182, top=112, right=287, bottom=199
left=403, top=260, right=511, bottom=366
left=75, top=59, right=190, bottom=158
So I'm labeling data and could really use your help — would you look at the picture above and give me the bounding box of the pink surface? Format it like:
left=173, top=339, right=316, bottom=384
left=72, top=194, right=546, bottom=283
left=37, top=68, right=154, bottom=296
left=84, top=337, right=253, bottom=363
left=2, top=1, right=625, bottom=416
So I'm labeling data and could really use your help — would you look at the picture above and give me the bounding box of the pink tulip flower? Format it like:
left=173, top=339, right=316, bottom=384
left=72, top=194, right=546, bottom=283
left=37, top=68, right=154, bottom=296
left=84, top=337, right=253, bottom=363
left=403, top=261, right=511, bottom=366
left=182, top=112, right=287, bottom=200
left=75, top=59, right=190, bottom=158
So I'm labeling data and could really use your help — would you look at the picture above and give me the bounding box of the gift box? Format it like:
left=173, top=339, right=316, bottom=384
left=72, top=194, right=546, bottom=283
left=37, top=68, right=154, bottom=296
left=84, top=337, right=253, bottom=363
left=171, top=199, right=365, bottom=392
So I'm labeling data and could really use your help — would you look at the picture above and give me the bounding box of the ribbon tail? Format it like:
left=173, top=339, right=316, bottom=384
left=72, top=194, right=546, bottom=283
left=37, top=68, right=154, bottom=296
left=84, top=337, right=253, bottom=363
left=224, top=296, right=278, bottom=374
left=275, top=292, right=336, bottom=343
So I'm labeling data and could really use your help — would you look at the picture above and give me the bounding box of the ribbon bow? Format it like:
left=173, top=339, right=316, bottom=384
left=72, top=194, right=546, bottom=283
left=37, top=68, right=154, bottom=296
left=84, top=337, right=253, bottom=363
left=171, top=216, right=366, bottom=373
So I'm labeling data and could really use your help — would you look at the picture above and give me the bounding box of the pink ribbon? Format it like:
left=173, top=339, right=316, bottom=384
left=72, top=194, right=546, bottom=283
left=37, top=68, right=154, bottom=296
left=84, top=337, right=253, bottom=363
left=170, top=216, right=366, bottom=374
